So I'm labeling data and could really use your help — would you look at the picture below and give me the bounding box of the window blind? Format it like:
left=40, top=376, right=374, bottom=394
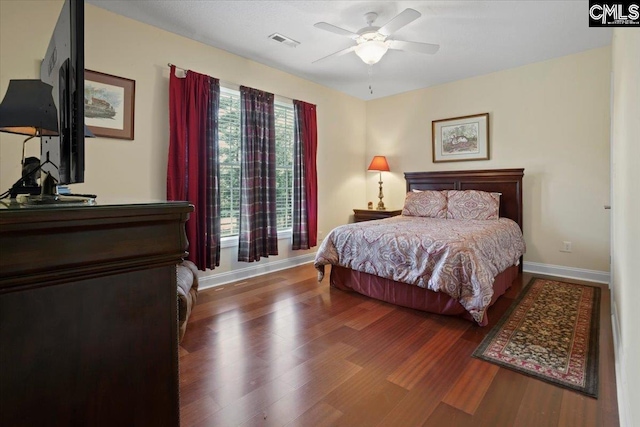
left=218, top=88, right=294, bottom=238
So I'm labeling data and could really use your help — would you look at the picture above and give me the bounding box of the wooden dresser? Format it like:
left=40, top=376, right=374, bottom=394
left=0, top=201, right=193, bottom=427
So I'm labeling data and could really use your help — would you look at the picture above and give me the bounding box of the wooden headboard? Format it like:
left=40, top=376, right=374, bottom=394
left=404, top=168, right=524, bottom=231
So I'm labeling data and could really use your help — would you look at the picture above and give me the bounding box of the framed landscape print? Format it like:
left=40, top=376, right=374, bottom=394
left=84, top=70, right=135, bottom=139
left=432, top=113, right=489, bottom=163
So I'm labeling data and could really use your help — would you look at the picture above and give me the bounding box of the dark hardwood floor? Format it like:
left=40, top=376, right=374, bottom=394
left=178, top=264, right=619, bottom=427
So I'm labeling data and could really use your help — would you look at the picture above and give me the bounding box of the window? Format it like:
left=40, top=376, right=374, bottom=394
left=274, top=100, right=295, bottom=232
left=218, top=87, right=294, bottom=238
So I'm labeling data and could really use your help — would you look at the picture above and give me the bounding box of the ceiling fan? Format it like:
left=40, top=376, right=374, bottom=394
left=313, top=8, right=440, bottom=65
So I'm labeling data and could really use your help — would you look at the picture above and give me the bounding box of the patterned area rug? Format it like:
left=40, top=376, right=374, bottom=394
left=473, top=278, right=601, bottom=398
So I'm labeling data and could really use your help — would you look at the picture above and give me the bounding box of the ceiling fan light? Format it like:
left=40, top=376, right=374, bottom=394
left=354, top=40, right=389, bottom=65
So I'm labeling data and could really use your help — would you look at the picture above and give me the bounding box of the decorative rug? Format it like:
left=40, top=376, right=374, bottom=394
left=473, top=278, right=601, bottom=398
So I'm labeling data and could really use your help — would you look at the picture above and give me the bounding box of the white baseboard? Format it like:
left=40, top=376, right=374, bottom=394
left=198, top=252, right=316, bottom=290
left=522, top=261, right=610, bottom=284
left=611, top=301, right=630, bottom=427
left=202, top=258, right=609, bottom=292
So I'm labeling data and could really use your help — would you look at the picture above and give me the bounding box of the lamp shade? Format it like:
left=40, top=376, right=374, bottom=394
left=368, top=156, right=390, bottom=172
left=0, top=80, right=58, bottom=136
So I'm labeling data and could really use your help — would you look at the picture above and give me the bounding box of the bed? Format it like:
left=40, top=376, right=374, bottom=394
left=314, top=168, right=525, bottom=326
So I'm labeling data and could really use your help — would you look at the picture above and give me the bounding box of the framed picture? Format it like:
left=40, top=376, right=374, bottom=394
left=432, top=113, right=489, bottom=163
left=84, top=70, right=135, bottom=139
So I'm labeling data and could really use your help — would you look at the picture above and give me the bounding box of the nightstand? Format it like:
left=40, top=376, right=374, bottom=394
left=353, top=208, right=402, bottom=223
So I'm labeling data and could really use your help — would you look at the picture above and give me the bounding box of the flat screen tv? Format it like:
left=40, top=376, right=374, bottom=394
left=40, top=0, right=85, bottom=186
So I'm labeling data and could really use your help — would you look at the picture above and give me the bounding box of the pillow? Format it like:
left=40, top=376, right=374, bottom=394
left=402, top=190, right=447, bottom=218
left=446, top=190, right=500, bottom=220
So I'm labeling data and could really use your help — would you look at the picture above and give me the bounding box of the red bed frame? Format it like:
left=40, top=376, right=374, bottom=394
left=329, top=168, right=525, bottom=326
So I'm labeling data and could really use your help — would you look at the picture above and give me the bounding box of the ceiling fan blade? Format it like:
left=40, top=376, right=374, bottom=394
left=378, top=8, right=421, bottom=36
left=314, top=22, right=359, bottom=40
left=389, top=40, right=440, bottom=55
left=312, top=45, right=356, bottom=63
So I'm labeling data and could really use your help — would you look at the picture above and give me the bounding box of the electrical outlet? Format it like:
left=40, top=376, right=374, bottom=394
left=318, top=230, right=325, bottom=240
left=560, top=241, right=572, bottom=253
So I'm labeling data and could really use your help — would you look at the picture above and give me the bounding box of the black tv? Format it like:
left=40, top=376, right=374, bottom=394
left=40, top=0, right=85, bottom=186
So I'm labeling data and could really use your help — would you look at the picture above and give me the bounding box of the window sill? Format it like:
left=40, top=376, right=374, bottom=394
left=220, top=229, right=292, bottom=249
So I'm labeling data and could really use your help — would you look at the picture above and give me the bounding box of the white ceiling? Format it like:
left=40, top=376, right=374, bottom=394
left=87, top=1, right=612, bottom=101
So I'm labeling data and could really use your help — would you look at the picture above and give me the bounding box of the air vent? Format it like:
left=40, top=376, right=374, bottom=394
left=268, top=33, right=300, bottom=48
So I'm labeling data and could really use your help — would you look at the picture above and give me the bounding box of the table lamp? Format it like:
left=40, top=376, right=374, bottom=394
left=0, top=79, right=58, bottom=198
left=368, top=155, right=390, bottom=210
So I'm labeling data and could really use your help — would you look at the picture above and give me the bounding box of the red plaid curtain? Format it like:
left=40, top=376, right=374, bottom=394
left=167, top=66, right=221, bottom=270
left=292, top=100, right=318, bottom=249
left=238, top=86, right=278, bottom=262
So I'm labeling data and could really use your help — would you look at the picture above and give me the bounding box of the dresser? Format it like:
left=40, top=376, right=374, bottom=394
left=0, top=201, right=192, bottom=427
left=353, top=208, right=402, bottom=222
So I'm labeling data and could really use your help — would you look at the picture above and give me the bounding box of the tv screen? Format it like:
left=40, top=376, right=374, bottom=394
left=40, top=0, right=85, bottom=186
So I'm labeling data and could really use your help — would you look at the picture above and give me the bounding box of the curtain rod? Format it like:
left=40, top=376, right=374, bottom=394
left=168, top=63, right=238, bottom=90
left=167, top=63, right=187, bottom=72
left=167, top=62, right=295, bottom=104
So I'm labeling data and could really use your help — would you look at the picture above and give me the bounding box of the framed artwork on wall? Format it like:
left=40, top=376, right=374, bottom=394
left=84, top=70, right=135, bottom=140
left=432, top=113, right=489, bottom=163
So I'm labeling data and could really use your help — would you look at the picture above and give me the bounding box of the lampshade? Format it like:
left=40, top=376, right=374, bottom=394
left=0, top=80, right=58, bottom=137
left=368, top=156, right=390, bottom=172
left=355, top=41, right=390, bottom=65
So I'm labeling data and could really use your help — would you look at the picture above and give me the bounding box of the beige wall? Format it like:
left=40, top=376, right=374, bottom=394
left=0, top=1, right=367, bottom=279
left=366, top=48, right=612, bottom=272
left=611, top=29, right=640, bottom=427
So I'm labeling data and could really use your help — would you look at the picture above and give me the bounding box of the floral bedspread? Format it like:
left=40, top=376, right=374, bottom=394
left=314, top=216, right=526, bottom=324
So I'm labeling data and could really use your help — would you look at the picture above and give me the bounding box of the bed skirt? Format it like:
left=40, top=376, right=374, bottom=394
left=329, top=264, right=519, bottom=326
